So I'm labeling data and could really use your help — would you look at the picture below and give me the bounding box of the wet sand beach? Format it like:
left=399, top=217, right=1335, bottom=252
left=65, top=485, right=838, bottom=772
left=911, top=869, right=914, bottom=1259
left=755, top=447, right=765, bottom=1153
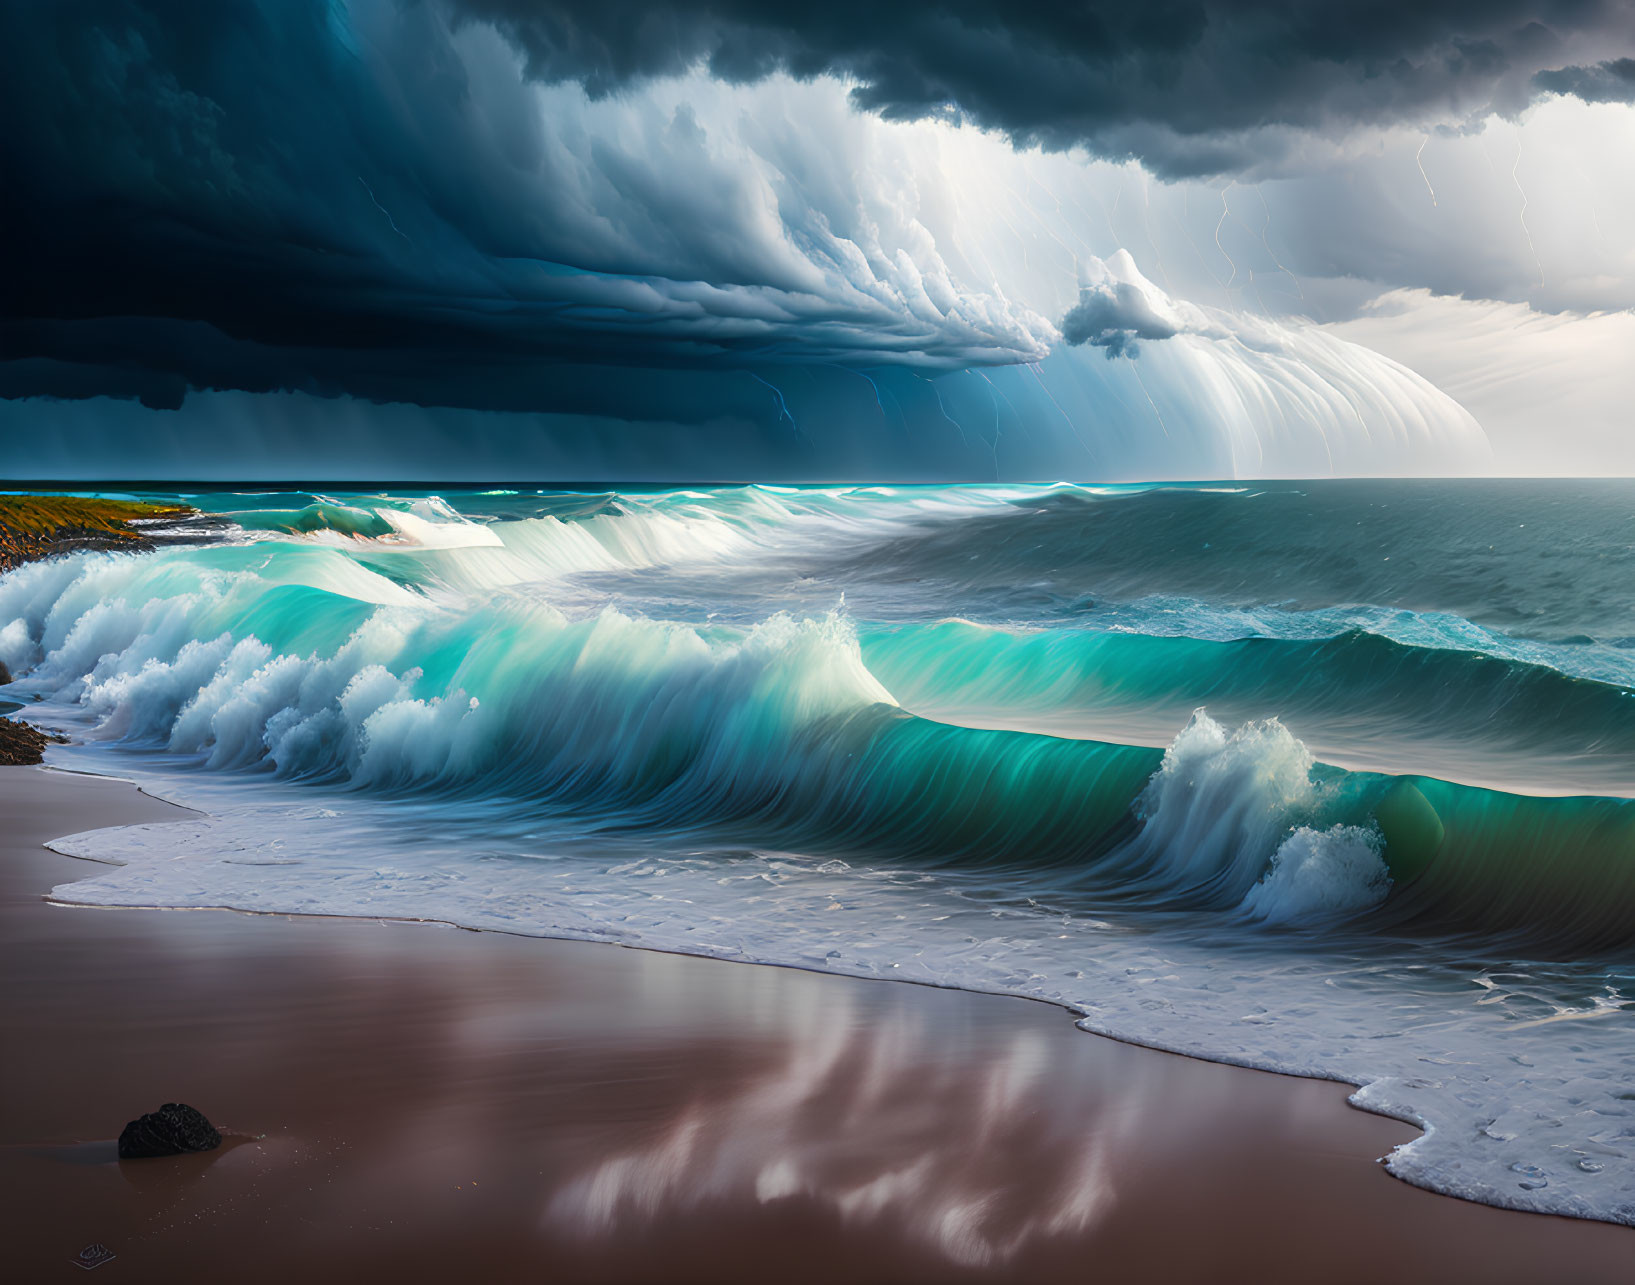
left=2, top=766, right=1630, bottom=1283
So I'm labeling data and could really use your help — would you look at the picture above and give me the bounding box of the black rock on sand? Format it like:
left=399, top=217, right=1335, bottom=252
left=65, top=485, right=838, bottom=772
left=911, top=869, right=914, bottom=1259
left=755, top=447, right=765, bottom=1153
left=117, top=1104, right=222, bottom=1159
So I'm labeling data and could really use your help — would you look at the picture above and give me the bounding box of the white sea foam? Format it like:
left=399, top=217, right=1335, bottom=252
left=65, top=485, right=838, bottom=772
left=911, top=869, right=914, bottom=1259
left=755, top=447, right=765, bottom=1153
left=1239, top=825, right=1392, bottom=923
left=1103, top=710, right=1395, bottom=923
left=1108, top=710, right=1334, bottom=903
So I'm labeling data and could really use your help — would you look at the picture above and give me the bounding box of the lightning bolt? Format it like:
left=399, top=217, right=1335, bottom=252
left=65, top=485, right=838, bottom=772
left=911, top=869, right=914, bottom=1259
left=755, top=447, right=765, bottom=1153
left=748, top=372, right=802, bottom=440
left=1214, top=184, right=1241, bottom=289
left=1255, top=186, right=1304, bottom=304
left=831, top=364, right=887, bottom=417
left=1511, top=137, right=1544, bottom=288
left=974, top=370, right=1015, bottom=476
left=358, top=176, right=409, bottom=241
left=917, top=372, right=970, bottom=451
left=1128, top=362, right=1171, bottom=439
left=1415, top=137, right=1438, bottom=208
left=1179, top=189, right=1228, bottom=293
left=1026, top=363, right=1075, bottom=433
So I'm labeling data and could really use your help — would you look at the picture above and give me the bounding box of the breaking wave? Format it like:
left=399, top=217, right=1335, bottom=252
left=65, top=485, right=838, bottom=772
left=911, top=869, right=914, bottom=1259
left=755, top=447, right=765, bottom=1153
left=4, top=480, right=1633, bottom=1230
left=1, top=532, right=1629, bottom=948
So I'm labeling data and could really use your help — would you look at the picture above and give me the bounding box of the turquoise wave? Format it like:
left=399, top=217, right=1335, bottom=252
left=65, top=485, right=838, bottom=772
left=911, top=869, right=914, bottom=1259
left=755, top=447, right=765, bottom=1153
left=863, top=619, right=1635, bottom=796
left=1, top=525, right=1630, bottom=952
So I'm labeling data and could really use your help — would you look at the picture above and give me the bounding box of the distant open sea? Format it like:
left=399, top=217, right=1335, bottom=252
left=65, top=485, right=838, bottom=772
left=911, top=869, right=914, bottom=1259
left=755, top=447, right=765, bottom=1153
left=3, top=479, right=1632, bottom=1225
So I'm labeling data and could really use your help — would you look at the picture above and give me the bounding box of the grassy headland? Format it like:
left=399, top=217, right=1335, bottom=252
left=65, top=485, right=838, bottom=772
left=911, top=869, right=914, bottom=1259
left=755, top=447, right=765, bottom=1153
left=0, top=494, right=196, bottom=573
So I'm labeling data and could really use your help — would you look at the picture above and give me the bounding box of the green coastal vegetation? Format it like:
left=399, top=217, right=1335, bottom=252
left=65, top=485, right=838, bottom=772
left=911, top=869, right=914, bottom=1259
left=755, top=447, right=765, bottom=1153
left=0, top=495, right=195, bottom=573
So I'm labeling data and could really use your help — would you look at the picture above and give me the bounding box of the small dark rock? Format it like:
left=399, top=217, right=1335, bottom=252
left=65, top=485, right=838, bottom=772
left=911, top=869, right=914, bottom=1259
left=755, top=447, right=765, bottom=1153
left=117, top=1103, right=222, bottom=1159
left=0, top=659, right=11, bottom=685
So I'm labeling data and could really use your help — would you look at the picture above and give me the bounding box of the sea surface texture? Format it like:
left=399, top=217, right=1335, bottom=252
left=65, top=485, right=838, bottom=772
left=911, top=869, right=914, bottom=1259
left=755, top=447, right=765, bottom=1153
left=3, top=480, right=1632, bottom=1225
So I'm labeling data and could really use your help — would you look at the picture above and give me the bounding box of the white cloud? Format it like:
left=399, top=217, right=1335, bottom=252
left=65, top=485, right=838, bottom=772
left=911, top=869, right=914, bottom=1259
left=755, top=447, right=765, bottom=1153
left=1326, top=290, right=1635, bottom=475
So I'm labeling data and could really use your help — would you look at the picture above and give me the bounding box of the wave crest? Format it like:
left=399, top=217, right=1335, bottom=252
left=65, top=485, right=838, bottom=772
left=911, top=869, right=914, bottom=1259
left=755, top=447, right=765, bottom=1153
left=1241, top=825, right=1392, bottom=924
left=4, top=535, right=1631, bottom=945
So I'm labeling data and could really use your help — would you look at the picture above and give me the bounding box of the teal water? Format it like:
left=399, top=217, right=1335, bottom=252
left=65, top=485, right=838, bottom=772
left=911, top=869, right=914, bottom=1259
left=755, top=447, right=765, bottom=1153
left=2, top=480, right=1633, bottom=1224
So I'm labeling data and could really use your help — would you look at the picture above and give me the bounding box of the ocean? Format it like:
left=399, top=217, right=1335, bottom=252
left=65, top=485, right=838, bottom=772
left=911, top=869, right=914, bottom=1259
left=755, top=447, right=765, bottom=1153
left=2, top=479, right=1632, bottom=1225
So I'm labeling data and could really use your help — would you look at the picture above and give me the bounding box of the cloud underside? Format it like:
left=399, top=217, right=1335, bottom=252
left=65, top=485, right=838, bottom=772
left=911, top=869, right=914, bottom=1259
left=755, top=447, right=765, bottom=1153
left=1532, top=56, right=1635, bottom=104
left=465, top=0, right=1634, bottom=173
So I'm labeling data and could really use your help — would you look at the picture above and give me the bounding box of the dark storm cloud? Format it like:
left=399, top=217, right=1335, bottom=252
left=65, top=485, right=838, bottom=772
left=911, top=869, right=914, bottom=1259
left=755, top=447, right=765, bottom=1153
left=0, top=0, right=1049, bottom=416
left=454, top=0, right=1635, bottom=175
left=3, top=0, right=1633, bottom=418
left=1533, top=57, right=1635, bottom=104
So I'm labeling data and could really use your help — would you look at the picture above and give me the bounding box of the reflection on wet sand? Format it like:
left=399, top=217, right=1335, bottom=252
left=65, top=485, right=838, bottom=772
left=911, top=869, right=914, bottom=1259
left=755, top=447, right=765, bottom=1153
left=8, top=769, right=1634, bottom=1283
left=547, top=992, right=1121, bottom=1268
